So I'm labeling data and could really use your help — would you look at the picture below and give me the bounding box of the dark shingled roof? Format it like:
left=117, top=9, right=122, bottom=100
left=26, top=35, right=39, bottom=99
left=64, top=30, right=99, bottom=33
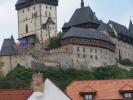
left=15, top=0, right=58, bottom=10
left=62, top=27, right=112, bottom=43
left=45, top=17, right=55, bottom=25
left=98, top=22, right=113, bottom=33
left=108, top=20, right=131, bottom=37
left=62, top=6, right=100, bottom=28
left=0, top=38, right=18, bottom=56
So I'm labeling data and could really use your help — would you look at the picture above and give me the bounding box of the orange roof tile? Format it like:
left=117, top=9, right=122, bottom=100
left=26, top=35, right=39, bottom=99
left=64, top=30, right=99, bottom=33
left=120, top=84, right=133, bottom=91
left=66, top=79, right=133, bottom=100
left=0, top=89, right=33, bottom=100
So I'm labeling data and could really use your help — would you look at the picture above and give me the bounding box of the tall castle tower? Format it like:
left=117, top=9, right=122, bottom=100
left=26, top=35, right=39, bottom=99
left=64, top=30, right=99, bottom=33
left=15, top=0, right=58, bottom=47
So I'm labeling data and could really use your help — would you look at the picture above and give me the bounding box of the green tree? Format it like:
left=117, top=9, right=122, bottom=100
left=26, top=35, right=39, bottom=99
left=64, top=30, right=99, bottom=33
left=48, top=32, right=64, bottom=49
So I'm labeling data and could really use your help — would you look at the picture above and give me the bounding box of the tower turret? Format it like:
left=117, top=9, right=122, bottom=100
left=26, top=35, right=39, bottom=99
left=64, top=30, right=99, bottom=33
left=129, top=19, right=133, bottom=32
left=81, top=0, right=84, bottom=8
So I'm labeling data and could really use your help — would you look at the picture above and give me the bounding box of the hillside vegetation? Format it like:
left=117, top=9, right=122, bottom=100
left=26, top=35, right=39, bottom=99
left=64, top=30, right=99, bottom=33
left=0, top=65, right=133, bottom=89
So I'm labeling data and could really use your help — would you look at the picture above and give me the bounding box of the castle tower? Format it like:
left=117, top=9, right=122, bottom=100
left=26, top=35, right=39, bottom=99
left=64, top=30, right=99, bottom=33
left=15, top=0, right=58, bottom=47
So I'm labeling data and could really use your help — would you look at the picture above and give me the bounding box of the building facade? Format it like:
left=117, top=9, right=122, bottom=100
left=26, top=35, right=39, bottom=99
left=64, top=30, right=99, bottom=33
left=50, top=0, right=133, bottom=69
left=15, top=0, right=58, bottom=46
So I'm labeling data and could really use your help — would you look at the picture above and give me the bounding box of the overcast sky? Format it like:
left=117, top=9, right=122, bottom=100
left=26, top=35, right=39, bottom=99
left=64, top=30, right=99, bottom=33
left=0, top=0, right=133, bottom=47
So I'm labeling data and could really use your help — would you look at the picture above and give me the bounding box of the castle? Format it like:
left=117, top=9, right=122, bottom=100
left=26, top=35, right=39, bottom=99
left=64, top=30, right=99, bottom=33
left=0, top=0, right=133, bottom=75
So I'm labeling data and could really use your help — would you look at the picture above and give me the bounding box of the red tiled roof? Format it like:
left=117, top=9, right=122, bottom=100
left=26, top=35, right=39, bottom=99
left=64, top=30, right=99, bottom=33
left=66, top=79, right=133, bottom=100
left=0, top=89, right=33, bottom=100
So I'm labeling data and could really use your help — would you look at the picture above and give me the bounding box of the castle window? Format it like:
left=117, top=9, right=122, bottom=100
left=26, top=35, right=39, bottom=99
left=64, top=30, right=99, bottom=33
left=46, top=6, right=48, bottom=9
left=95, top=56, right=98, bottom=60
left=83, top=54, right=86, bottom=58
left=78, top=54, right=80, bottom=57
left=83, top=48, right=85, bottom=52
left=28, top=8, right=30, bottom=11
left=50, top=6, right=52, bottom=10
left=49, top=12, right=51, bottom=17
left=90, top=55, right=93, bottom=59
left=45, top=11, right=47, bottom=17
left=23, top=10, right=24, bottom=13
left=95, top=49, right=97, bottom=53
left=77, top=47, right=80, bottom=52
left=90, top=48, right=92, bottom=53
left=32, top=13, right=34, bottom=18
left=26, top=24, right=28, bottom=33
left=33, top=7, right=35, bottom=10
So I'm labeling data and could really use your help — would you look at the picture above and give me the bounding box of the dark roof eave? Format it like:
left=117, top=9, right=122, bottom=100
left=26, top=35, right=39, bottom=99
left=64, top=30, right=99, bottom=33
left=61, top=36, right=115, bottom=45
left=63, top=21, right=100, bottom=29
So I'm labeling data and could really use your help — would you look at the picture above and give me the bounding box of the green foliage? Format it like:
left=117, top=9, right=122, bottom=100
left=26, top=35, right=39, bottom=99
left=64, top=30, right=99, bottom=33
left=48, top=32, right=64, bottom=49
left=94, top=65, right=128, bottom=80
left=0, top=64, right=133, bottom=89
left=119, top=59, right=133, bottom=66
left=5, top=64, right=34, bottom=89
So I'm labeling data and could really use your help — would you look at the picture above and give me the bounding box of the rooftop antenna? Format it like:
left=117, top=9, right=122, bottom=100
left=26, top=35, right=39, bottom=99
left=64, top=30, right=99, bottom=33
left=81, top=0, right=84, bottom=8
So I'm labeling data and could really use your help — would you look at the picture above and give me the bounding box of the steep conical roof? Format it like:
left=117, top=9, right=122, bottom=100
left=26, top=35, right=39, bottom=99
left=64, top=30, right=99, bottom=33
left=0, top=37, right=18, bottom=56
left=129, top=20, right=133, bottom=32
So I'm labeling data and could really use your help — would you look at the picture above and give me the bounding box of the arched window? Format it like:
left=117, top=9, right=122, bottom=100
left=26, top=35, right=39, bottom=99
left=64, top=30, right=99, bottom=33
left=26, top=24, right=28, bottom=33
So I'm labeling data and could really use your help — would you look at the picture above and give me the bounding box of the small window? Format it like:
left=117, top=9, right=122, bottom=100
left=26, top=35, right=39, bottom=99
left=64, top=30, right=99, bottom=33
left=26, top=24, right=28, bottom=33
left=46, top=6, right=48, bottom=9
left=50, top=6, right=52, bottom=10
left=33, top=7, right=35, bottom=10
left=90, top=55, right=93, bottom=59
left=23, top=10, right=24, bottom=13
left=49, top=12, right=51, bottom=17
left=90, top=48, right=92, bottom=53
left=124, top=93, right=132, bottom=98
left=83, top=54, right=86, bottom=58
left=45, top=11, right=47, bottom=17
left=78, top=54, right=80, bottom=57
left=77, top=47, right=80, bottom=52
left=95, top=49, right=97, bottom=53
left=28, top=8, right=30, bottom=11
left=95, top=56, right=98, bottom=60
left=83, top=48, right=85, bottom=52
left=84, top=94, right=93, bottom=100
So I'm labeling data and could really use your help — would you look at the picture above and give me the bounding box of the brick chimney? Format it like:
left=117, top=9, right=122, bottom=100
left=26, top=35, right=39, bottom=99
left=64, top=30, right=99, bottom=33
left=31, top=73, right=44, bottom=92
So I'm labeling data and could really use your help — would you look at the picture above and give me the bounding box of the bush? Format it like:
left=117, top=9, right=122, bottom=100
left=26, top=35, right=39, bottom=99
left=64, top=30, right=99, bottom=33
left=119, top=59, right=133, bottom=66
left=48, top=32, right=64, bottom=49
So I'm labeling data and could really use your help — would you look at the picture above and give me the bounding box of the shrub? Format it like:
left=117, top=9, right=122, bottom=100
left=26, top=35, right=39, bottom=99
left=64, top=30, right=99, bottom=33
left=119, top=59, right=133, bottom=66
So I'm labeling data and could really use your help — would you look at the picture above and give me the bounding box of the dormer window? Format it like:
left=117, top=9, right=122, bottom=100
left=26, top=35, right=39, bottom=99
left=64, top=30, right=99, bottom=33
left=80, top=92, right=96, bottom=100
left=119, top=84, right=133, bottom=99
left=122, top=92, right=133, bottom=98
left=84, top=94, right=93, bottom=100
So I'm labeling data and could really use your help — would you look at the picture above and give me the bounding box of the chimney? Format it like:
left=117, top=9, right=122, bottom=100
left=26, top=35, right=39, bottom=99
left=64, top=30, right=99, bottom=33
left=31, top=73, right=44, bottom=92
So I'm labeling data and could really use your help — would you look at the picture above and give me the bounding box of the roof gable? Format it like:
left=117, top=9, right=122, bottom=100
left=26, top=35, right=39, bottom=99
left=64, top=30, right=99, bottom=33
left=28, top=78, right=71, bottom=100
left=120, top=84, right=133, bottom=91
